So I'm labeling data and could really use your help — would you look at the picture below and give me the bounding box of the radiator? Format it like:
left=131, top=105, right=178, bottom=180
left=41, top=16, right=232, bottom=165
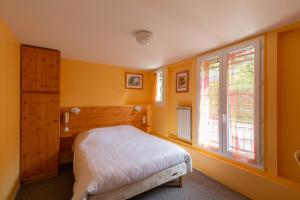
left=177, top=107, right=192, bottom=141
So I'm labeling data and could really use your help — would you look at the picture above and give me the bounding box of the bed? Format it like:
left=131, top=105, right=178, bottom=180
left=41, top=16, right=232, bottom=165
left=72, top=125, right=192, bottom=200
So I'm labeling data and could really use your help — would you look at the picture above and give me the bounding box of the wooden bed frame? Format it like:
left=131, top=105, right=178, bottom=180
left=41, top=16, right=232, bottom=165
left=89, top=163, right=186, bottom=200
left=59, top=105, right=149, bottom=164
left=59, top=105, right=187, bottom=199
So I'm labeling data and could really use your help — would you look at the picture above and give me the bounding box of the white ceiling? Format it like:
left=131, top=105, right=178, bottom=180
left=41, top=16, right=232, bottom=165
left=1, top=0, right=300, bottom=69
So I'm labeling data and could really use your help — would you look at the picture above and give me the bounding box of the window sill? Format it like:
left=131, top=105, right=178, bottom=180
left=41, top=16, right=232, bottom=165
left=153, top=101, right=166, bottom=107
left=168, top=134, right=193, bottom=146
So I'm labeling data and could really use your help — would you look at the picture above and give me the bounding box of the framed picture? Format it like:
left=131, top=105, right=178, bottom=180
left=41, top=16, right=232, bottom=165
left=125, top=72, right=143, bottom=89
left=176, top=70, right=189, bottom=93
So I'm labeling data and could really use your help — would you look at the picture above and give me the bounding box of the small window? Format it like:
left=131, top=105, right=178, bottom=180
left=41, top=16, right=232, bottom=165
left=154, top=68, right=165, bottom=104
left=196, top=37, right=264, bottom=168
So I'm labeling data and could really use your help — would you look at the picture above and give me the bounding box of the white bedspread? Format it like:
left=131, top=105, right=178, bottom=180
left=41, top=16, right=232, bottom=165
left=72, top=125, right=192, bottom=200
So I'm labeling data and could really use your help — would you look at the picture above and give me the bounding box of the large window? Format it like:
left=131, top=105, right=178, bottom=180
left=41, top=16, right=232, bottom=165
left=154, top=68, right=165, bottom=104
left=196, top=38, right=263, bottom=167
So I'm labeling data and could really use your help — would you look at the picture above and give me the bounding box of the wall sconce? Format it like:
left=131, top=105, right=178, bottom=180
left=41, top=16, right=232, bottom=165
left=134, top=105, right=142, bottom=112
left=70, top=107, right=81, bottom=115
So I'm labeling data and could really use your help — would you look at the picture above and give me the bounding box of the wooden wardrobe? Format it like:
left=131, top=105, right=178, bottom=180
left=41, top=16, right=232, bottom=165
left=21, top=45, right=60, bottom=183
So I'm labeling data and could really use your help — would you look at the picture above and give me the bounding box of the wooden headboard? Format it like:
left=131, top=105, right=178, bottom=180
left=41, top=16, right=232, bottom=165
left=59, top=105, right=148, bottom=164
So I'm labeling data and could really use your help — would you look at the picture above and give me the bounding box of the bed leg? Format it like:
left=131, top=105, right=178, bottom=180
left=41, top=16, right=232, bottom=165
left=179, top=176, right=183, bottom=188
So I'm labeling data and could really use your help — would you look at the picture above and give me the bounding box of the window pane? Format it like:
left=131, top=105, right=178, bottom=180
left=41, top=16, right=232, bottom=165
left=198, top=58, right=220, bottom=150
left=155, top=70, right=164, bottom=102
left=227, top=46, right=256, bottom=162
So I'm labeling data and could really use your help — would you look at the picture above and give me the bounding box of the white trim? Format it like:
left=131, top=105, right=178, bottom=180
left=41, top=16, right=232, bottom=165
left=259, top=37, right=265, bottom=169
left=196, top=36, right=264, bottom=169
left=219, top=54, right=225, bottom=154
left=221, top=50, right=228, bottom=156
left=196, top=58, right=201, bottom=147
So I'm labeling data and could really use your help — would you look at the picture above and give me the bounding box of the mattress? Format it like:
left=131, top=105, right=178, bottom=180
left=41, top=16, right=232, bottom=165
left=72, top=125, right=192, bottom=200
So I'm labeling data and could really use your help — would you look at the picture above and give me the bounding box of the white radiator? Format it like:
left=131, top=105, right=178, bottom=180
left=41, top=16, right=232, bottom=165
left=177, top=107, right=192, bottom=141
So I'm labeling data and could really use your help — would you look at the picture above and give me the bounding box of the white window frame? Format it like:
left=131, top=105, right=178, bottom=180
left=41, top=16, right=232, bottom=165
left=154, top=67, right=166, bottom=106
left=196, top=37, right=264, bottom=169
left=196, top=52, right=223, bottom=153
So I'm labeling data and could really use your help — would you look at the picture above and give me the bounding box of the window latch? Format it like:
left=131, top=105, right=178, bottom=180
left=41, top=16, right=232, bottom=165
left=222, top=113, right=227, bottom=123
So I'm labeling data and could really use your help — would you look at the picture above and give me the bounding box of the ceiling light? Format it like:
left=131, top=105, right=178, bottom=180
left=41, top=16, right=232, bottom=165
left=135, top=30, right=153, bottom=46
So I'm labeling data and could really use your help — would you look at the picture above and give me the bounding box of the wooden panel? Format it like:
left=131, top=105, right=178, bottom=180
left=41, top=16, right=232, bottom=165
left=21, top=45, right=60, bottom=92
left=60, top=105, right=148, bottom=137
left=60, top=105, right=148, bottom=164
left=21, top=93, right=60, bottom=182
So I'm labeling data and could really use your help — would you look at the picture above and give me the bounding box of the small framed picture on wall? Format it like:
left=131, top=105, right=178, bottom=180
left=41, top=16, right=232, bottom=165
left=125, top=72, right=143, bottom=89
left=176, top=70, right=189, bottom=93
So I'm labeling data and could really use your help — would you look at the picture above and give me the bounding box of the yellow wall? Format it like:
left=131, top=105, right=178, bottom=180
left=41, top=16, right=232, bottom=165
left=168, top=60, right=197, bottom=142
left=151, top=22, right=300, bottom=199
left=61, top=59, right=153, bottom=107
left=0, top=19, right=20, bottom=199
left=278, top=27, right=300, bottom=183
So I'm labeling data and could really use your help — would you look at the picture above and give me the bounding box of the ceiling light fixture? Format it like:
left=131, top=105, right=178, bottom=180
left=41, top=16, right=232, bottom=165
left=135, top=30, right=153, bottom=46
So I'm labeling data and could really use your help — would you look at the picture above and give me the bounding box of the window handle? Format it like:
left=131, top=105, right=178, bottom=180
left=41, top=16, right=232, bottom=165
left=222, top=113, right=227, bottom=123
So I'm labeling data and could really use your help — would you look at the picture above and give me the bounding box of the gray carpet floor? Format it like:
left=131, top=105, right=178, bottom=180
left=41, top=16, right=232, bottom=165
left=16, top=164, right=248, bottom=200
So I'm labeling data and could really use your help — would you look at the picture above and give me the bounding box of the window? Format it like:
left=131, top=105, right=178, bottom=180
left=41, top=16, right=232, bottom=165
left=198, top=57, right=220, bottom=151
left=196, top=38, right=263, bottom=167
left=154, top=68, right=165, bottom=104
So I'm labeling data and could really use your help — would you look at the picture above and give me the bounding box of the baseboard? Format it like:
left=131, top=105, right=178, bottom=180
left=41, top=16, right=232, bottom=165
left=8, top=179, right=20, bottom=200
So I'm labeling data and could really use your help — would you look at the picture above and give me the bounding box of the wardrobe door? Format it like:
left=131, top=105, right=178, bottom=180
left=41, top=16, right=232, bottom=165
left=21, top=45, right=60, bottom=92
left=21, top=93, right=60, bottom=182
